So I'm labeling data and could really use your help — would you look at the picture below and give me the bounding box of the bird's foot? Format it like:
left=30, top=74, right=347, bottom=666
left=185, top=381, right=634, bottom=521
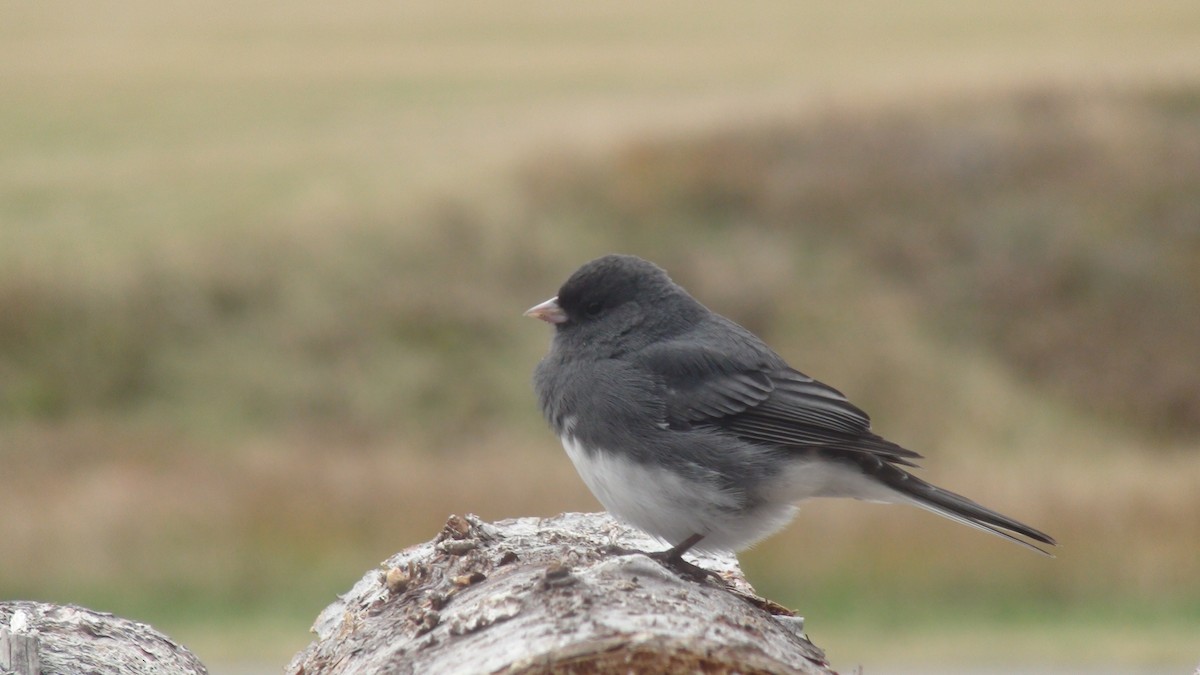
left=602, top=533, right=723, bottom=583
left=645, top=548, right=725, bottom=583
left=601, top=543, right=721, bottom=582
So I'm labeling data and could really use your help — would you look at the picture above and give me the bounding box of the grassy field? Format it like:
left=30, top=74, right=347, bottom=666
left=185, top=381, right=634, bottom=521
left=3, top=2, right=1200, bottom=672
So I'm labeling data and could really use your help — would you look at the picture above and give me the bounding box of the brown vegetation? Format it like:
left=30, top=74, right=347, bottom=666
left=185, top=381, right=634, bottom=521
left=2, top=85, right=1197, bottom=667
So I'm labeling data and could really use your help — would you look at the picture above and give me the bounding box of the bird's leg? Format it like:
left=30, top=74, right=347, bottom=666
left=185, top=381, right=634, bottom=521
left=650, top=533, right=704, bottom=560
left=602, top=534, right=722, bottom=582
left=646, top=534, right=723, bottom=582
left=602, top=533, right=700, bottom=560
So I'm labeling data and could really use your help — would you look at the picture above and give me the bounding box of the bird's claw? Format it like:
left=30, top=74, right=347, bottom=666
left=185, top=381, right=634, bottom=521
left=646, top=549, right=724, bottom=582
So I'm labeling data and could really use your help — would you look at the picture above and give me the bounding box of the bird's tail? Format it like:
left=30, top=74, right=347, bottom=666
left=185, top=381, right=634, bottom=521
left=830, top=448, right=1057, bottom=555
left=885, top=468, right=1057, bottom=556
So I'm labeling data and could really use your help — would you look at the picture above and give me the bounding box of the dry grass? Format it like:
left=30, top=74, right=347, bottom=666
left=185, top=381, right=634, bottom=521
left=3, top=1, right=1200, bottom=669
left=4, top=87, right=1200, bottom=667
left=2, top=415, right=1197, bottom=667
left=3, top=88, right=1198, bottom=669
left=6, top=2, right=1200, bottom=270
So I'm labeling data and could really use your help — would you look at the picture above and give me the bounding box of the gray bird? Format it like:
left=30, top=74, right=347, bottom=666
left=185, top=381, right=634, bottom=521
left=526, top=254, right=1055, bottom=576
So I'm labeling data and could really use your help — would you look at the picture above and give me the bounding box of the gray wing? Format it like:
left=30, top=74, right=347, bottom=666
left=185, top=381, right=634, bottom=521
left=635, top=340, right=923, bottom=467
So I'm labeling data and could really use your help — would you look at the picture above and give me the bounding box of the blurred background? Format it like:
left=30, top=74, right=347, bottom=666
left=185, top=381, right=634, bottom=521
left=3, top=2, right=1199, bottom=673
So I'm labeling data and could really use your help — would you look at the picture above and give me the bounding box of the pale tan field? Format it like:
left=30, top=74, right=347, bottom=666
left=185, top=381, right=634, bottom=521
left=2, top=2, right=1199, bottom=672
left=6, top=1, right=1200, bottom=265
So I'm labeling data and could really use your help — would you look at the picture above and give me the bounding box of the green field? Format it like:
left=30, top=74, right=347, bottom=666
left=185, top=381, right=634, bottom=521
left=3, top=2, right=1199, bottom=672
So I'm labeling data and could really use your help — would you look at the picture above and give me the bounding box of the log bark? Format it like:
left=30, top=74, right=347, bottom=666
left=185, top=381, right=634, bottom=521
left=288, top=512, right=832, bottom=675
left=0, top=601, right=207, bottom=675
left=0, top=623, right=39, bottom=675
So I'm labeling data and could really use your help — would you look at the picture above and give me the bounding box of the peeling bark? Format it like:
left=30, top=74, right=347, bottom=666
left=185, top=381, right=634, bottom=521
left=288, top=512, right=832, bottom=675
left=0, top=601, right=207, bottom=675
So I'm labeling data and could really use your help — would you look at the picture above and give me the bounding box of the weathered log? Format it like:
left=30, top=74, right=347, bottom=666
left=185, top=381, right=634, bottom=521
left=0, top=619, right=39, bottom=675
left=288, top=512, right=832, bottom=675
left=0, top=601, right=207, bottom=675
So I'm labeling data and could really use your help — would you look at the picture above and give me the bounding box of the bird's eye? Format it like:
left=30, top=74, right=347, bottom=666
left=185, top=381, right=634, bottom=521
left=584, top=301, right=603, bottom=317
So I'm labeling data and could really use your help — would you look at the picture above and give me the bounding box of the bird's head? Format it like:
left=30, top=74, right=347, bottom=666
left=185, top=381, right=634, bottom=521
left=525, top=254, right=702, bottom=352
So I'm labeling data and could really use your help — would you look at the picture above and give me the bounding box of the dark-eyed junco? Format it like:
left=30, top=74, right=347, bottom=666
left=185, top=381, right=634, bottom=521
left=526, top=254, right=1055, bottom=576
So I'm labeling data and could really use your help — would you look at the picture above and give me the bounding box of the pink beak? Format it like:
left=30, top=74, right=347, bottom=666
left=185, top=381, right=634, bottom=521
left=524, top=296, right=567, bottom=324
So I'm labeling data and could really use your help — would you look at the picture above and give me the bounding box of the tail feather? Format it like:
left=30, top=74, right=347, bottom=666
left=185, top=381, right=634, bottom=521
left=850, top=452, right=1058, bottom=556
left=905, top=487, right=1057, bottom=556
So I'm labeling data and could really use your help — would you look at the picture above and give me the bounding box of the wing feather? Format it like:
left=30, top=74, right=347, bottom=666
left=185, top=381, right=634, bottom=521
left=635, top=338, right=923, bottom=465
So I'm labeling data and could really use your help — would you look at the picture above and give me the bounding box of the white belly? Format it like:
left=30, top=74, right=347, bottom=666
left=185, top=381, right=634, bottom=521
left=560, top=432, right=798, bottom=552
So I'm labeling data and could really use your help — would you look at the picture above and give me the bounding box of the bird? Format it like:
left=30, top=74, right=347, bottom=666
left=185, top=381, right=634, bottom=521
left=525, top=254, right=1055, bottom=577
